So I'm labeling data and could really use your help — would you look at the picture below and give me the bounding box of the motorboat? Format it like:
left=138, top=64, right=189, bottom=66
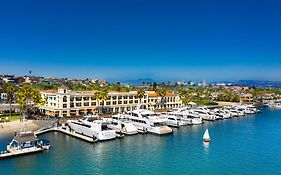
left=124, top=109, right=173, bottom=135
left=67, top=116, right=116, bottom=141
left=107, top=114, right=138, bottom=135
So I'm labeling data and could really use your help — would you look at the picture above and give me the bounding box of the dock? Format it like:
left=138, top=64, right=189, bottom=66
left=58, top=128, right=98, bottom=143
left=0, top=148, right=44, bottom=159
left=35, top=126, right=98, bottom=143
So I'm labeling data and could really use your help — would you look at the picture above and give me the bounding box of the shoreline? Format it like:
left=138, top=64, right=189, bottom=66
left=0, top=120, right=45, bottom=137
left=215, top=101, right=239, bottom=106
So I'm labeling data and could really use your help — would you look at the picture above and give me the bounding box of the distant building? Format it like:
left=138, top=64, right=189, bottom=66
left=147, top=91, right=183, bottom=110
left=239, top=93, right=253, bottom=103
left=226, top=86, right=249, bottom=91
left=16, top=77, right=26, bottom=85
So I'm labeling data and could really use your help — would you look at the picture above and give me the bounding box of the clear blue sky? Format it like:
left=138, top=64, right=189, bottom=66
left=0, top=0, right=281, bottom=81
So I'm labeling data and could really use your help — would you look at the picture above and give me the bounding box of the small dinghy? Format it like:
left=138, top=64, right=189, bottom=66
left=203, top=129, right=211, bottom=142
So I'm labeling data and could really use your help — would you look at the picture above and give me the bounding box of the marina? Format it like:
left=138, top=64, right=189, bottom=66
left=1, top=0, right=281, bottom=174
left=1, top=104, right=264, bottom=155
left=1, top=107, right=281, bottom=175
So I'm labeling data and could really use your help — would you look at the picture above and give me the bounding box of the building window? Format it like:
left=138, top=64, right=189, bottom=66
left=129, top=100, right=133, bottom=104
left=91, top=102, right=96, bottom=106
left=106, top=101, right=110, bottom=105
left=63, top=96, right=67, bottom=102
left=135, top=100, right=138, bottom=103
left=63, top=104, right=67, bottom=108
left=129, top=96, right=133, bottom=99
left=118, top=101, right=122, bottom=104
left=124, top=96, right=128, bottom=99
left=91, top=97, right=96, bottom=100
left=70, top=97, right=74, bottom=101
left=84, top=102, right=89, bottom=106
left=76, top=97, right=82, bottom=101
left=83, top=97, right=89, bottom=101
left=113, top=101, right=117, bottom=105
left=124, top=101, right=128, bottom=104
left=118, top=96, right=122, bottom=100
left=76, top=103, right=81, bottom=107
left=112, top=96, right=117, bottom=100
left=70, top=103, right=74, bottom=107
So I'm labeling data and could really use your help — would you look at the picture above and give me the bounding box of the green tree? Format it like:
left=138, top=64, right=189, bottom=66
left=152, top=82, right=157, bottom=91
left=155, top=88, right=166, bottom=104
left=93, top=90, right=108, bottom=114
left=3, top=82, right=17, bottom=117
left=16, top=83, right=45, bottom=119
left=136, top=89, right=145, bottom=104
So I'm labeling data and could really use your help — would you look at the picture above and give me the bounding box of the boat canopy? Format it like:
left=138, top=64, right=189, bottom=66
left=14, top=133, right=38, bottom=143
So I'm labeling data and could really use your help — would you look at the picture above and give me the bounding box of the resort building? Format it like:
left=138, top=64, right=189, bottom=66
left=39, top=86, right=182, bottom=117
left=147, top=91, right=183, bottom=110
left=239, top=93, right=254, bottom=103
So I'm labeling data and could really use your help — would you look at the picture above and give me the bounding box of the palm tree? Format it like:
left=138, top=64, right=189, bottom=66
left=152, top=82, right=157, bottom=91
left=136, top=89, right=145, bottom=104
left=3, top=82, right=17, bottom=117
left=155, top=88, right=166, bottom=107
left=16, top=83, right=44, bottom=120
left=93, top=90, right=108, bottom=114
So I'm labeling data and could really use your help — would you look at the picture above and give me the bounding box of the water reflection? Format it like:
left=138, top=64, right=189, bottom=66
left=203, top=141, right=209, bottom=154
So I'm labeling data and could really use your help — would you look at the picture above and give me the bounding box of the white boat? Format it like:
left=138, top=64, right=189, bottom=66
left=169, top=108, right=203, bottom=125
left=203, top=129, right=211, bottom=142
left=213, top=109, right=231, bottom=119
left=107, top=114, right=138, bottom=135
left=193, top=109, right=217, bottom=121
left=124, top=109, right=173, bottom=135
left=162, top=113, right=189, bottom=127
left=67, top=116, right=116, bottom=141
left=236, top=105, right=257, bottom=114
left=6, top=131, right=50, bottom=154
left=267, top=102, right=281, bottom=109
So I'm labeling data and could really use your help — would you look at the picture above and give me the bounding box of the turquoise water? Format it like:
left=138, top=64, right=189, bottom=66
left=1, top=108, right=281, bottom=175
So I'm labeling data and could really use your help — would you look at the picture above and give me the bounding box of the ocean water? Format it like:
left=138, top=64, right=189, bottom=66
left=1, top=108, right=281, bottom=175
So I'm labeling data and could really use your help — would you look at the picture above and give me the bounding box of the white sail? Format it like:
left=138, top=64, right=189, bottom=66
left=203, top=129, right=210, bottom=140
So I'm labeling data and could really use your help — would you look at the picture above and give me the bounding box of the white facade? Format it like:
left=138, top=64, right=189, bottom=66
left=39, top=87, right=182, bottom=117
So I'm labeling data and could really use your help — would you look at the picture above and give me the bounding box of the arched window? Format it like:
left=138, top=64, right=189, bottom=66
left=63, top=96, right=67, bottom=102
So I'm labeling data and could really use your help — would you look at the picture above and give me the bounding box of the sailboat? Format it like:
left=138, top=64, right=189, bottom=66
left=203, top=129, right=211, bottom=142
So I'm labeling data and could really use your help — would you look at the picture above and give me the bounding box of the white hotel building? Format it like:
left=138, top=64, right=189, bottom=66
left=39, top=86, right=183, bottom=117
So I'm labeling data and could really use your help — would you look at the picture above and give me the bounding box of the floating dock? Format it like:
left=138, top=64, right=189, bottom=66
left=0, top=148, right=44, bottom=159
left=58, top=128, right=98, bottom=143
left=35, top=127, right=98, bottom=143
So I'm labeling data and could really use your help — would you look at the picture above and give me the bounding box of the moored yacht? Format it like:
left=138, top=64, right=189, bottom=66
left=107, top=114, right=138, bottom=135
left=67, top=116, right=116, bottom=141
left=192, top=109, right=217, bottom=121
left=124, top=109, right=173, bottom=135
left=161, top=113, right=189, bottom=127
